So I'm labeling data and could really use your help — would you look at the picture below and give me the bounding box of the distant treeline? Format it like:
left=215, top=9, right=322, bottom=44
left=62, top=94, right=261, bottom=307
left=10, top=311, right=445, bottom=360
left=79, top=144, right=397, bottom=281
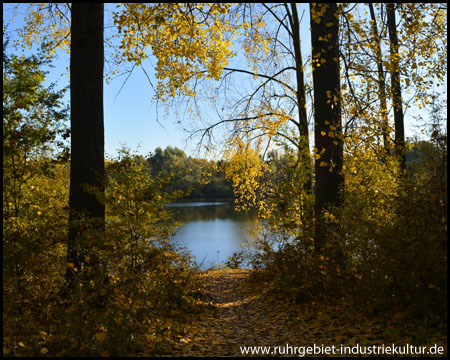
left=147, top=146, right=234, bottom=200
left=144, top=142, right=437, bottom=201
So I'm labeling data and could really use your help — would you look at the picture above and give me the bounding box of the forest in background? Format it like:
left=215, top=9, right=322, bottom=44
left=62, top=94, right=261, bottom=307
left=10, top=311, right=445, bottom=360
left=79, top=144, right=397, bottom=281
left=148, top=141, right=443, bottom=203
left=147, top=146, right=234, bottom=200
left=3, top=3, right=447, bottom=357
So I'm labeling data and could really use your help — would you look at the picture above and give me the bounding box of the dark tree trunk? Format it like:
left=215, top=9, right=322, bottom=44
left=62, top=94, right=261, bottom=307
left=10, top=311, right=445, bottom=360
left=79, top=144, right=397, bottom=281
left=387, top=3, right=406, bottom=172
left=288, top=3, right=312, bottom=194
left=66, top=3, right=104, bottom=289
left=369, top=3, right=391, bottom=157
left=310, top=3, right=343, bottom=255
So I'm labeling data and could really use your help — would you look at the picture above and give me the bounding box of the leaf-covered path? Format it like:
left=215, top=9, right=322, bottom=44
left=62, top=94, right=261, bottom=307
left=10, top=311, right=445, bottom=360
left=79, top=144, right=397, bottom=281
left=171, top=269, right=447, bottom=357
left=173, top=268, right=293, bottom=356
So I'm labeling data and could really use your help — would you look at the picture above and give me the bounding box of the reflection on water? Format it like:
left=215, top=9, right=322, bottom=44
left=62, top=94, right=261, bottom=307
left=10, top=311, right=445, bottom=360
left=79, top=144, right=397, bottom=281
left=166, top=201, right=258, bottom=269
left=165, top=201, right=229, bottom=208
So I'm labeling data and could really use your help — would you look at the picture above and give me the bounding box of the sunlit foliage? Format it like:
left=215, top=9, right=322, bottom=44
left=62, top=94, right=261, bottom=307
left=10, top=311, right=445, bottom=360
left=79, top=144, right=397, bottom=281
left=240, top=105, right=447, bottom=323
left=113, top=3, right=237, bottom=99
left=10, top=3, right=241, bottom=95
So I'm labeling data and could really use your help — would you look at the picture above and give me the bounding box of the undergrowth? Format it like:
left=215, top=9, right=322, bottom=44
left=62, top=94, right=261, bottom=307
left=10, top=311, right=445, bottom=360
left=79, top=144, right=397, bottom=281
left=3, top=149, right=206, bottom=357
left=230, top=129, right=447, bottom=339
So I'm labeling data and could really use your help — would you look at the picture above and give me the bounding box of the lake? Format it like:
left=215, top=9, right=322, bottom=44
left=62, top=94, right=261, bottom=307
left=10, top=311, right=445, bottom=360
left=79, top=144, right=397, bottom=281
left=166, top=201, right=259, bottom=269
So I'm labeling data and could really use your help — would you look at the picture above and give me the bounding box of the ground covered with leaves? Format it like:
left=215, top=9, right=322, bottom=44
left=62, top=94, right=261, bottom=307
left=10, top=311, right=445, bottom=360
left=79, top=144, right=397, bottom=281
left=170, top=269, right=447, bottom=357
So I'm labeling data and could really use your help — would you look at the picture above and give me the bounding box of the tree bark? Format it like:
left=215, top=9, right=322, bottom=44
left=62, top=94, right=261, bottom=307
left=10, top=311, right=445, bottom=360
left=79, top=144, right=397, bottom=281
left=369, top=3, right=391, bottom=157
left=310, top=3, right=343, bottom=255
left=66, top=3, right=104, bottom=289
left=288, top=3, right=312, bottom=194
left=387, top=3, right=406, bottom=172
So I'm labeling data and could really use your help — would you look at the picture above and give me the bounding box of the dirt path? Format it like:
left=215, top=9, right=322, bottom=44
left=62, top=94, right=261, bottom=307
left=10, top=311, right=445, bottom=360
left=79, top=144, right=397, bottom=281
left=170, top=269, right=447, bottom=357
left=171, top=269, right=312, bottom=356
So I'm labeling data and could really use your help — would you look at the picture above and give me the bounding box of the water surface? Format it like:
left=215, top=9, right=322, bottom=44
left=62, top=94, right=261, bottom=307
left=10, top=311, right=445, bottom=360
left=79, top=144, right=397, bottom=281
left=167, top=201, right=258, bottom=269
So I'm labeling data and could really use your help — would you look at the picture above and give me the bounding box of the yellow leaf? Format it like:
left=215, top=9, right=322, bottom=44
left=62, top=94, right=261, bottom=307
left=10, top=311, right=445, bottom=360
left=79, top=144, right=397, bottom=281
left=320, top=161, right=327, bottom=167
left=66, top=262, right=74, bottom=268
left=40, top=347, right=48, bottom=354
left=95, top=333, right=106, bottom=342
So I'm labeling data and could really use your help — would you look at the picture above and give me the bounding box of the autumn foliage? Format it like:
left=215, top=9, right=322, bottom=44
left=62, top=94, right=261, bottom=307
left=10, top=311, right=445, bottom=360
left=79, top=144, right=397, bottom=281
left=231, top=114, right=447, bottom=324
left=3, top=2, right=447, bottom=356
left=2, top=48, right=200, bottom=356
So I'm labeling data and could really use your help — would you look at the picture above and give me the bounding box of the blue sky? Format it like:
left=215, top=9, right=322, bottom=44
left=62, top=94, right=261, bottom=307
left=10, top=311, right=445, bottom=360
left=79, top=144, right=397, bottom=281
left=3, top=4, right=440, bottom=159
left=2, top=3, right=314, bottom=158
left=4, top=3, right=194, bottom=158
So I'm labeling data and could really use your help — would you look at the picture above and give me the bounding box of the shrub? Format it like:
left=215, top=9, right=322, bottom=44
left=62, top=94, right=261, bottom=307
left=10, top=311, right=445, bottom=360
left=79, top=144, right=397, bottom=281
left=3, top=148, right=204, bottom=356
left=243, top=133, right=446, bottom=321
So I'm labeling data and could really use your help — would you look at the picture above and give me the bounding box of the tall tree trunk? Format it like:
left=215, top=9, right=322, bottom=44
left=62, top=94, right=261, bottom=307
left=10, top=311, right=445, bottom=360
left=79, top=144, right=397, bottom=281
left=387, top=3, right=406, bottom=172
left=287, top=3, right=312, bottom=194
left=66, top=3, right=104, bottom=289
left=310, top=3, right=343, bottom=255
left=369, top=3, right=391, bottom=157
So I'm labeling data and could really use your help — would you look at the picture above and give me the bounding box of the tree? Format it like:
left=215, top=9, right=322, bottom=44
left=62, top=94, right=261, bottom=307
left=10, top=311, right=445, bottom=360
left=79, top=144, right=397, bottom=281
left=283, top=3, right=312, bottom=193
left=386, top=3, right=406, bottom=172
left=310, top=3, right=343, bottom=255
left=66, top=3, right=105, bottom=289
left=9, top=3, right=239, bottom=290
left=3, top=43, right=68, bottom=216
left=177, top=4, right=314, bottom=228
left=368, top=3, right=391, bottom=156
left=3, top=39, right=69, bottom=288
left=338, top=3, right=446, bottom=171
